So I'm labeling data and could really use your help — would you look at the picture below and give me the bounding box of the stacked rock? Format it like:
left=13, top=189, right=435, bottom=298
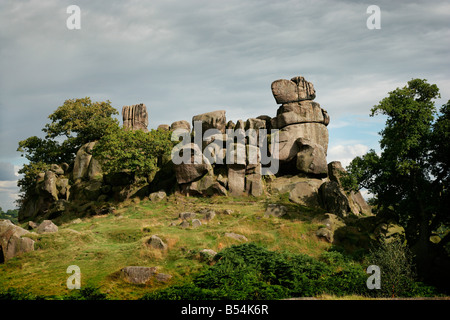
left=270, top=76, right=329, bottom=176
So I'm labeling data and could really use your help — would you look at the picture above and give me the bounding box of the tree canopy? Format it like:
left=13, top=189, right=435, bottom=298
left=344, top=79, right=449, bottom=280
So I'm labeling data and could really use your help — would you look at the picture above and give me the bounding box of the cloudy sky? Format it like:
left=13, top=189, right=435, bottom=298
left=0, top=0, right=449, bottom=210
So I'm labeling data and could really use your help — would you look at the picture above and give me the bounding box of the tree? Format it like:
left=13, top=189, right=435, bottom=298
left=18, top=97, right=120, bottom=164
left=345, top=79, right=449, bottom=283
left=16, top=98, right=120, bottom=205
left=92, top=127, right=174, bottom=178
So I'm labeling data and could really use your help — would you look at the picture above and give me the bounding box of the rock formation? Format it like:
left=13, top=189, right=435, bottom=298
left=18, top=75, right=372, bottom=225
left=122, top=103, right=149, bottom=132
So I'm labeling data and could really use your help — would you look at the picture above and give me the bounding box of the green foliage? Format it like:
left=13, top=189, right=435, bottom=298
left=92, top=127, right=174, bottom=178
left=344, top=79, right=450, bottom=276
left=16, top=98, right=120, bottom=206
left=16, top=162, right=51, bottom=206
left=0, top=287, right=45, bottom=300
left=0, top=208, right=18, bottom=224
left=141, top=243, right=369, bottom=300
left=63, top=284, right=108, bottom=300
left=366, top=240, right=417, bottom=298
left=18, top=97, right=119, bottom=164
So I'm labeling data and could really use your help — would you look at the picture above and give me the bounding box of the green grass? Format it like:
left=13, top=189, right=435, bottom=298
left=0, top=193, right=334, bottom=299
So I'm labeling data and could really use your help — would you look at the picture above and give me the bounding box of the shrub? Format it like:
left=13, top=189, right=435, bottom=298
left=365, top=239, right=417, bottom=297
left=141, top=243, right=369, bottom=300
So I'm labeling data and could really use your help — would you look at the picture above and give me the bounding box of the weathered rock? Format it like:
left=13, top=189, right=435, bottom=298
left=1, top=220, right=35, bottom=263
left=27, top=221, right=38, bottom=230
left=350, top=191, right=372, bottom=216
left=271, top=76, right=316, bottom=104
left=36, top=220, right=58, bottom=234
left=316, top=227, right=333, bottom=242
left=225, top=232, right=248, bottom=242
left=73, top=141, right=97, bottom=181
left=288, top=179, right=323, bottom=207
left=245, top=118, right=266, bottom=131
left=170, top=120, right=191, bottom=132
left=173, top=143, right=212, bottom=184
left=187, top=173, right=216, bottom=196
left=234, top=119, right=245, bottom=130
left=157, top=124, right=170, bottom=131
left=295, top=138, right=328, bottom=176
left=192, top=110, right=226, bottom=134
left=179, top=212, right=196, bottom=221
left=227, top=164, right=246, bottom=196
left=120, top=266, right=158, bottom=284
left=147, top=235, right=167, bottom=250
left=50, top=164, right=64, bottom=175
left=328, top=161, right=345, bottom=185
left=36, top=172, right=45, bottom=183
left=149, top=191, right=167, bottom=202
left=88, top=158, right=103, bottom=180
left=56, top=178, right=70, bottom=200
left=155, top=273, right=172, bottom=282
left=192, top=219, right=202, bottom=228
left=42, top=171, right=59, bottom=201
left=272, top=101, right=326, bottom=129
left=256, top=115, right=272, bottom=131
left=202, top=209, right=216, bottom=221
left=277, top=123, right=329, bottom=162
left=226, top=120, right=235, bottom=130
left=319, top=181, right=352, bottom=218
left=179, top=220, right=190, bottom=228
left=264, top=204, right=287, bottom=218
left=122, top=103, right=149, bottom=132
left=199, top=249, right=217, bottom=262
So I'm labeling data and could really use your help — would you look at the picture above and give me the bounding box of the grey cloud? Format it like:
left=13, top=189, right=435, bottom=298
left=0, top=162, right=17, bottom=181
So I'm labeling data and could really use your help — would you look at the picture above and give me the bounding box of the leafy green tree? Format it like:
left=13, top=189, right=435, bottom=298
left=16, top=98, right=120, bottom=205
left=18, top=97, right=120, bottom=164
left=344, top=79, right=450, bottom=281
left=92, top=127, right=174, bottom=178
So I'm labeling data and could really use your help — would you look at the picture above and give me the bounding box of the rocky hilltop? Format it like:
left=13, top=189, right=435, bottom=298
left=18, top=76, right=371, bottom=223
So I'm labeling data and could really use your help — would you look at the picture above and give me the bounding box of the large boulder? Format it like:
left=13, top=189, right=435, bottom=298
left=271, top=76, right=316, bottom=104
left=73, top=141, right=97, bottom=181
left=295, top=138, right=328, bottom=176
left=36, top=220, right=58, bottom=234
left=0, top=220, right=35, bottom=263
left=147, top=235, right=167, bottom=250
left=277, top=123, right=329, bottom=162
left=192, top=110, right=227, bottom=134
left=272, top=101, right=327, bottom=129
left=120, top=266, right=158, bottom=284
left=319, top=181, right=356, bottom=218
left=173, top=143, right=212, bottom=184
left=170, top=120, right=191, bottom=132
left=227, top=164, right=246, bottom=196
left=42, top=171, right=59, bottom=201
left=288, top=179, right=323, bottom=207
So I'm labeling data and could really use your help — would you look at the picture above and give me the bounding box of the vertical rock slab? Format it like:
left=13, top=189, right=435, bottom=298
left=122, top=103, right=149, bottom=132
left=228, top=164, right=246, bottom=196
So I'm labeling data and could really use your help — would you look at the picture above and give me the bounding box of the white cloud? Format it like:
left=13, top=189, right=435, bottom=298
left=0, top=180, right=19, bottom=210
left=327, top=143, right=369, bottom=168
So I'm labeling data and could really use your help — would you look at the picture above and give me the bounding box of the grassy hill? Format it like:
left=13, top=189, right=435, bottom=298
left=0, top=193, right=335, bottom=299
left=0, top=193, right=443, bottom=300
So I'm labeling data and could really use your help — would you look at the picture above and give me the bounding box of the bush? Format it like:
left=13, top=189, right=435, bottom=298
left=141, top=243, right=369, bottom=300
left=365, top=240, right=417, bottom=297
left=63, top=284, right=108, bottom=300
left=0, top=287, right=45, bottom=300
